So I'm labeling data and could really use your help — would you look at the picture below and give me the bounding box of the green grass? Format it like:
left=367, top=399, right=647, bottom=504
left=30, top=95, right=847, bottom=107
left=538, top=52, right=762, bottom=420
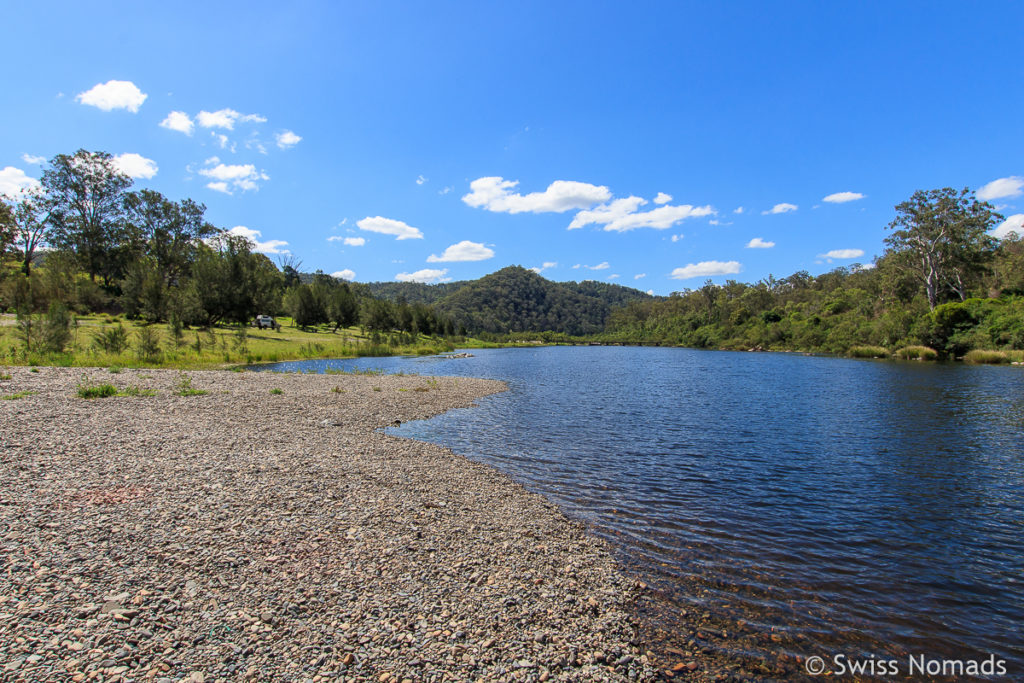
left=848, top=345, right=890, bottom=359
left=0, top=373, right=11, bottom=381
left=269, top=387, right=283, bottom=394
left=963, top=349, right=1009, bottom=364
left=0, top=315, right=468, bottom=370
left=1, top=390, right=37, bottom=400
left=174, top=374, right=208, bottom=396
left=77, top=382, right=118, bottom=399
left=894, top=345, right=939, bottom=361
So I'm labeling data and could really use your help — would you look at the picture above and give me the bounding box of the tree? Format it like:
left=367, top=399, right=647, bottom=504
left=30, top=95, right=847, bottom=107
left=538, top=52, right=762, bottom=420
left=5, top=188, right=52, bottom=276
left=124, top=190, right=216, bottom=287
left=42, top=150, right=133, bottom=285
left=884, top=188, right=1001, bottom=310
left=190, top=234, right=283, bottom=325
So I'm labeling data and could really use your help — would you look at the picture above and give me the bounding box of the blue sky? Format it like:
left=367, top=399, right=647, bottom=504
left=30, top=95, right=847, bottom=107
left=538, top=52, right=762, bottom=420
left=2, top=1, right=1023, bottom=293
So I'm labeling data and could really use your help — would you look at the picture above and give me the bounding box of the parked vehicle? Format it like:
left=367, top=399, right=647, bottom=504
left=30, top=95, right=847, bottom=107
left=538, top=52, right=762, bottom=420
left=253, top=315, right=278, bottom=330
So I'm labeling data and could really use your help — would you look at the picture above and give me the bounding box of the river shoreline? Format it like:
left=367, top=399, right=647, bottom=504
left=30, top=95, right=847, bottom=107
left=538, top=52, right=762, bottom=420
left=0, top=367, right=670, bottom=681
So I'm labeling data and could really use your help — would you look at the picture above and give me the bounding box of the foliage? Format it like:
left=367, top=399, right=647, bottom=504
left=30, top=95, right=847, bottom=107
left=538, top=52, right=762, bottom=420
left=269, top=387, right=283, bottom=394
left=94, top=324, right=130, bottom=354
left=963, top=349, right=1009, bottom=364
left=848, top=345, right=890, bottom=359
left=41, top=302, right=72, bottom=354
left=77, top=381, right=119, bottom=398
left=1, top=390, right=37, bottom=400
left=135, top=326, right=163, bottom=362
left=174, top=373, right=207, bottom=396
left=894, top=346, right=939, bottom=361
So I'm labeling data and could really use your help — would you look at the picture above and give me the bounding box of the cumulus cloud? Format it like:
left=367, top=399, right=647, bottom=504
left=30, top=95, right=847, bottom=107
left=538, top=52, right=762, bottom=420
left=227, top=226, right=289, bottom=254
left=569, top=197, right=715, bottom=232
left=276, top=130, right=302, bottom=149
left=357, top=216, right=424, bottom=240
left=763, top=203, right=798, bottom=215
left=160, top=111, right=194, bottom=135
left=416, top=174, right=427, bottom=185
left=608, top=274, right=620, bottom=280
left=197, top=109, right=266, bottom=130
left=733, top=207, right=745, bottom=214
left=76, top=80, right=147, bottom=112
left=585, top=262, right=610, bottom=270
left=654, top=192, right=672, bottom=204
left=977, top=176, right=1024, bottom=201
left=198, top=159, right=268, bottom=194
left=528, top=261, right=558, bottom=274
left=0, top=167, right=40, bottom=198
left=21, top=154, right=46, bottom=165
left=670, top=260, right=742, bottom=280
left=823, top=191, right=865, bottom=203
left=427, top=240, right=495, bottom=263
left=332, top=269, right=356, bottom=281
left=819, top=248, right=865, bottom=259
left=634, top=273, right=646, bottom=279
left=992, top=214, right=1024, bottom=239
left=343, top=237, right=366, bottom=246
left=746, top=237, right=775, bottom=249
left=671, top=234, right=683, bottom=242
left=113, top=153, right=158, bottom=179
left=396, top=268, right=448, bottom=283
left=462, top=176, right=611, bottom=214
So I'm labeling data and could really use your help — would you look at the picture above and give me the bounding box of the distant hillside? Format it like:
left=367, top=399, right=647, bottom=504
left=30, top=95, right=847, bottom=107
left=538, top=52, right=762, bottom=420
left=369, top=266, right=654, bottom=335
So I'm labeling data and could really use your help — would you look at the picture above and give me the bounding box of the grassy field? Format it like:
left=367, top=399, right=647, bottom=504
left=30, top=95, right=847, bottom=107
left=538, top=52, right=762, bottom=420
left=0, top=313, right=500, bottom=369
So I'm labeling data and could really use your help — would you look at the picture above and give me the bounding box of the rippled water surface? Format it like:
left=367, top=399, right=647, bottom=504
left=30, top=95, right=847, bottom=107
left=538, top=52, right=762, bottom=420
left=258, top=347, right=1024, bottom=674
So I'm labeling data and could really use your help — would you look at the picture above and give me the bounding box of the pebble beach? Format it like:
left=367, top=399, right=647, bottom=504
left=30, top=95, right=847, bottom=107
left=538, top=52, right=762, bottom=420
left=0, top=367, right=661, bottom=682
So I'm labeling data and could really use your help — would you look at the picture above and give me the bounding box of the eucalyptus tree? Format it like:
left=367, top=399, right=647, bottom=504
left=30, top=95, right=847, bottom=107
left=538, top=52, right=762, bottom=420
left=125, top=189, right=217, bottom=287
left=8, top=189, right=53, bottom=276
left=41, top=150, right=133, bottom=285
left=884, top=188, right=1001, bottom=309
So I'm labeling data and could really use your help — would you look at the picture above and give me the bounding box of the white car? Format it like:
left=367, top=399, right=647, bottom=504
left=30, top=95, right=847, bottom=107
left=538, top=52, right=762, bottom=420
left=253, top=315, right=277, bottom=330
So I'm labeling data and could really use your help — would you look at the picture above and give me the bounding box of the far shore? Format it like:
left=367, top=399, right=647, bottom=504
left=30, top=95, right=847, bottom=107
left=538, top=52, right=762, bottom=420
left=0, top=366, right=672, bottom=681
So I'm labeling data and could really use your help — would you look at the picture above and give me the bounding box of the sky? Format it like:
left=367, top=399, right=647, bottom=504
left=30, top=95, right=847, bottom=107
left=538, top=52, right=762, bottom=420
left=2, top=1, right=1023, bottom=294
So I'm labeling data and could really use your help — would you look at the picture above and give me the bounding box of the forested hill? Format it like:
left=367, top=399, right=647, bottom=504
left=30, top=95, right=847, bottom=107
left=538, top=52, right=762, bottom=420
left=367, top=266, right=655, bottom=335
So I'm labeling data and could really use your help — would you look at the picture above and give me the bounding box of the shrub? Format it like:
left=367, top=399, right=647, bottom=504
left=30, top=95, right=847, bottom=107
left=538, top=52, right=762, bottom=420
left=848, top=345, right=890, bottom=359
left=77, top=382, right=118, bottom=399
left=894, top=345, right=939, bottom=361
left=42, top=303, right=72, bottom=354
left=1, top=391, right=36, bottom=400
left=94, top=325, right=130, bottom=354
left=135, top=327, right=163, bottom=363
left=963, top=349, right=1009, bottom=364
left=174, top=373, right=208, bottom=396
left=269, top=387, right=283, bottom=395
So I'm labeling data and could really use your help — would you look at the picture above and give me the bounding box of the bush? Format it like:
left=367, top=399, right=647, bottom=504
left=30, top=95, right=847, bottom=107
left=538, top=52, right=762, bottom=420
left=894, top=345, right=939, bottom=361
left=77, top=382, right=118, bottom=399
left=135, top=326, right=163, bottom=362
left=848, top=345, right=890, bottom=359
left=94, top=324, right=130, bottom=354
left=963, top=349, right=1009, bottom=364
left=42, top=303, right=72, bottom=354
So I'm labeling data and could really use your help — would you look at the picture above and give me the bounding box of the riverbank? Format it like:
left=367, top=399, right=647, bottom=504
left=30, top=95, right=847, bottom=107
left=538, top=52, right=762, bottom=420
left=0, top=367, right=661, bottom=681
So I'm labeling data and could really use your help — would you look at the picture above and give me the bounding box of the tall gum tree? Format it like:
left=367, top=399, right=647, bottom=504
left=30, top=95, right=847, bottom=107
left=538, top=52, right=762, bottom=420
left=884, top=187, right=1001, bottom=310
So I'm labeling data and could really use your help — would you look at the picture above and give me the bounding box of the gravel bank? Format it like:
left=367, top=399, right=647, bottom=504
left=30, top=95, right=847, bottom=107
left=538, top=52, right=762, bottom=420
left=0, top=367, right=659, bottom=682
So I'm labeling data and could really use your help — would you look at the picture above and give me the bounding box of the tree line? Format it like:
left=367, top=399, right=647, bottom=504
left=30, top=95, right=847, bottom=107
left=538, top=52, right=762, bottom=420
left=0, top=149, right=457, bottom=349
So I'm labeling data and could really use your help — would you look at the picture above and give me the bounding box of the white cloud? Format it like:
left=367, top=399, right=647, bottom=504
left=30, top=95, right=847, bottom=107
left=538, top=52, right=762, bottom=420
left=416, top=174, right=427, bottom=185
left=76, top=80, right=147, bottom=112
left=343, top=237, right=366, bottom=246
left=212, top=133, right=231, bottom=150
left=608, top=274, right=620, bottom=280
left=427, top=240, right=495, bottom=263
left=21, top=154, right=46, bottom=165
left=276, top=130, right=302, bottom=149
left=159, top=111, right=194, bottom=135
left=634, top=273, right=646, bottom=279
left=439, top=186, right=452, bottom=195
left=647, top=289, right=654, bottom=295
left=823, top=191, right=865, bottom=203
left=357, top=216, right=424, bottom=240
left=654, top=192, right=672, bottom=204
left=733, top=207, right=745, bottom=214
left=977, top=176, right=1024, bottom=201
left=819, top=248, right=865, bottom=259
left=763, top=203, right=798, bottom=215
left=570, top=197, right=715, bottom=232
left=113, top=153, right=158, bottom=179
left=992, top=214, right=1024, bottom=239
left=670, top=260, right=742, bottom=280
left=571, top=264, right=581, bottom=269
left=198, top=160, right=267, bottom=194
left=227, top=226, right=289, bottom=254
left=671, top=234, right=683, bottom=242
left=586, top=261, right=610, bottom=270
left=853, top=263, right=876, bottom=271
left=746, top=237, right=775, bottom=249
left=528, top=261, right=558, bottom=274
left=332, top=269, right=356, bottom=281
left=396, top=268, right=448, bottom=283
left=0, top=167, right=40, bottom=198
left=462, top=176, right=611, bottom=214
left=196, top=108, right=265, bottom=130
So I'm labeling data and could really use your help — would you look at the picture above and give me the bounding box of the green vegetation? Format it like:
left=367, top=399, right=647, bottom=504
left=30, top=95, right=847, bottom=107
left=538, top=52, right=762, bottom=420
left=963, top=349, right=1009, bottom=364
left=174, top=374, right=207, bottom=396
left=848, top=346, right=890, bottom=359
left=77, top=382, right=118, bottom=398
left=269, top=387, right=283, bottom=394
left=894, top=346, right=940, bottom=361
left=1, top=390, right=36, bottom=400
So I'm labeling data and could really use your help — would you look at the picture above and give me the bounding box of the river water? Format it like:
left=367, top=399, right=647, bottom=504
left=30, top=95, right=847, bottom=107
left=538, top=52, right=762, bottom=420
left=257, top=346, right=1024, bottom=677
